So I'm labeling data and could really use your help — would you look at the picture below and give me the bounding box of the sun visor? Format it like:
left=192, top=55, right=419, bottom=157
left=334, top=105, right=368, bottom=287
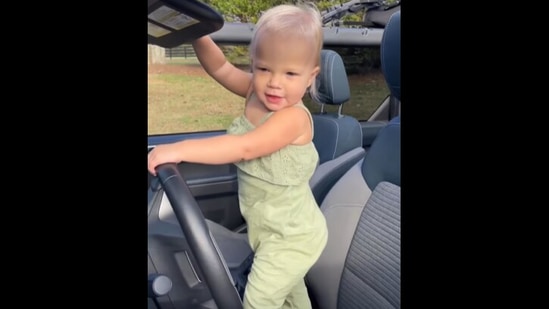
left=148, top=0, right=224, bottom=48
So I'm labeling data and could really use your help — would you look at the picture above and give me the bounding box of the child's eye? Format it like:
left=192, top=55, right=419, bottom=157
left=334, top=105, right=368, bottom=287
left=287, top=72, right=298, bottom=76
left=256, top=67, right=268, bottom=72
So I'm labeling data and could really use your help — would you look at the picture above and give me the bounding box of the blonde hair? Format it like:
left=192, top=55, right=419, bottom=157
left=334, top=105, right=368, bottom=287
left=249, top=2, right=323, bottom=101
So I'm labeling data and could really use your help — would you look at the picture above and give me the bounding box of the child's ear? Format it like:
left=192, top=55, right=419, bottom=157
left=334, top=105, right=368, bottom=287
left=308, top=66, right=320, bottom=87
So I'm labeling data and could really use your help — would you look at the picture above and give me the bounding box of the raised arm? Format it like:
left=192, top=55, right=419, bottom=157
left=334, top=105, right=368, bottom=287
left=192, top=36, right=252, bottom=98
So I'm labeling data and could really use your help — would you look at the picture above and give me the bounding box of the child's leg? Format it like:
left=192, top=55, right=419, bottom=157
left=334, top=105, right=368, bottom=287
left=281, top=279, right=311, bottom=309
left=242, top=245, right=312, bottom=309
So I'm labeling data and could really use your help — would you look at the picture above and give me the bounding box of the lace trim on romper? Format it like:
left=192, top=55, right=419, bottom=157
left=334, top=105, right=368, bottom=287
left=226, top=109, right=317, bottom=186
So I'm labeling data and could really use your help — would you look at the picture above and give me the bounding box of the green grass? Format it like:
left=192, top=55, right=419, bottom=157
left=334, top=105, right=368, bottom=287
left=165, top=57, right=201, bottom=65
left=148, top=58, right=389, bottom=135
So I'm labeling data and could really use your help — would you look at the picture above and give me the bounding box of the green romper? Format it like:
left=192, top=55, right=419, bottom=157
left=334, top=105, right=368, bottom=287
left=226, top=103, right=328, bottom=309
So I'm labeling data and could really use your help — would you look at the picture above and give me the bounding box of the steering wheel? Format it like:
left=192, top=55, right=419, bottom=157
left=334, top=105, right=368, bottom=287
left=155, top=163, right=243, bottom=308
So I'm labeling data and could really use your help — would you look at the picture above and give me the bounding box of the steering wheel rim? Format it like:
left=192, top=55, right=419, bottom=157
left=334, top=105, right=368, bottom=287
left=155, top=163, right=242, bottom=308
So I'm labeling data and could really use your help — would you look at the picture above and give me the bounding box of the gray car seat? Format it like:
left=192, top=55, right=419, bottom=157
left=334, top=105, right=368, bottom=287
left=310, top=49, right=366, bottom=205
left=306, top=10, right=401, bottom=309
left=206, top=49, right=366, bottom=295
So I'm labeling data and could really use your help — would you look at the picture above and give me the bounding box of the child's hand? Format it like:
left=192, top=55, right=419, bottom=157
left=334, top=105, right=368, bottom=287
left=147, top=144, right=181, bottom=176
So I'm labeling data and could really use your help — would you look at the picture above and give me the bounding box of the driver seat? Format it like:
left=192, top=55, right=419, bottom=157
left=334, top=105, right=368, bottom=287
left=306, top=10, right=401, bottom=308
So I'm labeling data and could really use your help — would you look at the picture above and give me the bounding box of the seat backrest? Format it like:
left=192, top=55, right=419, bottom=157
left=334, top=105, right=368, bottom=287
left=309, top=49, right=366, bottom=205
left=306, top=10, right=401, bottom=309
left=381, top=11, right=400, bottom=103
left=362, top=4, right=400, bottom=189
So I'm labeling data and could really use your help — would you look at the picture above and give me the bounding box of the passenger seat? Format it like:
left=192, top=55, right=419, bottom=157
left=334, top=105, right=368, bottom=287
left=310, top=49, right=366, bottom=205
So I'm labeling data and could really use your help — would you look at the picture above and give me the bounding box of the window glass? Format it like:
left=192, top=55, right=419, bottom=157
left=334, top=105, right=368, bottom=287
left=148, top=44, right=389, bottom=135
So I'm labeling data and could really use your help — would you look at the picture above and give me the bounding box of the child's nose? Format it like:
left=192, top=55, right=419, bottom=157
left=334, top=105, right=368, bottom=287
left=267, top=74, right=282, bottom=88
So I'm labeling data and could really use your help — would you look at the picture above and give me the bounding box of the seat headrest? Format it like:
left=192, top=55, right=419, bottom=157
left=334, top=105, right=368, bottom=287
left=314, top=50, right=351, bottom=106
left=311, top=49, right=362, bottom=164
left=381, top=10, right=400, bottom=101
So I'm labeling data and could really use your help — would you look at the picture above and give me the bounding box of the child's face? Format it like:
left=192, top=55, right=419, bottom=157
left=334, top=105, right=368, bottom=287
left=251, top=32, right=319, bottom=111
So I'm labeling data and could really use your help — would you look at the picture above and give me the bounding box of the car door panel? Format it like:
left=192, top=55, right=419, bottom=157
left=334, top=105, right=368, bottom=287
left=181, top=162, right=243, bottom=230
left=362, top=121, right=388, bottom=149
left=148, top=132, right=244, bottom=231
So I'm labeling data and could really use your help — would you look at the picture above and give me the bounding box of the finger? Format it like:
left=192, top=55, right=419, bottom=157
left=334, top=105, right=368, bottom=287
left=148, top=158, right=157, bottom=176
left=148, top=165, right=156, bottom=176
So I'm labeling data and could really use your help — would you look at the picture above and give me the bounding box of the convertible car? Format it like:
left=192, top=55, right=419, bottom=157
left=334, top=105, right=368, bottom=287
left=147, top=0, right=400, bottom=308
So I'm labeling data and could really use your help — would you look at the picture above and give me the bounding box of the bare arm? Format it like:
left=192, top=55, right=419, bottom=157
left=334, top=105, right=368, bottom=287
left=192, top=36, right=252, bottom=98
left=147, top=106, right=311, bottom=173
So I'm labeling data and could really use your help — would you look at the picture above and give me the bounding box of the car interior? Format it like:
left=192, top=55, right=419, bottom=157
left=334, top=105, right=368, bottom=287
left=147, top=0, right=400, bottom=308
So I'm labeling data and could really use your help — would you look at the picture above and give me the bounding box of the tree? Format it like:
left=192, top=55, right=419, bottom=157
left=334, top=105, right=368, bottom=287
left=204, top=0, right=369, bottom=25
left=205, top=0, right=289, bottom=23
